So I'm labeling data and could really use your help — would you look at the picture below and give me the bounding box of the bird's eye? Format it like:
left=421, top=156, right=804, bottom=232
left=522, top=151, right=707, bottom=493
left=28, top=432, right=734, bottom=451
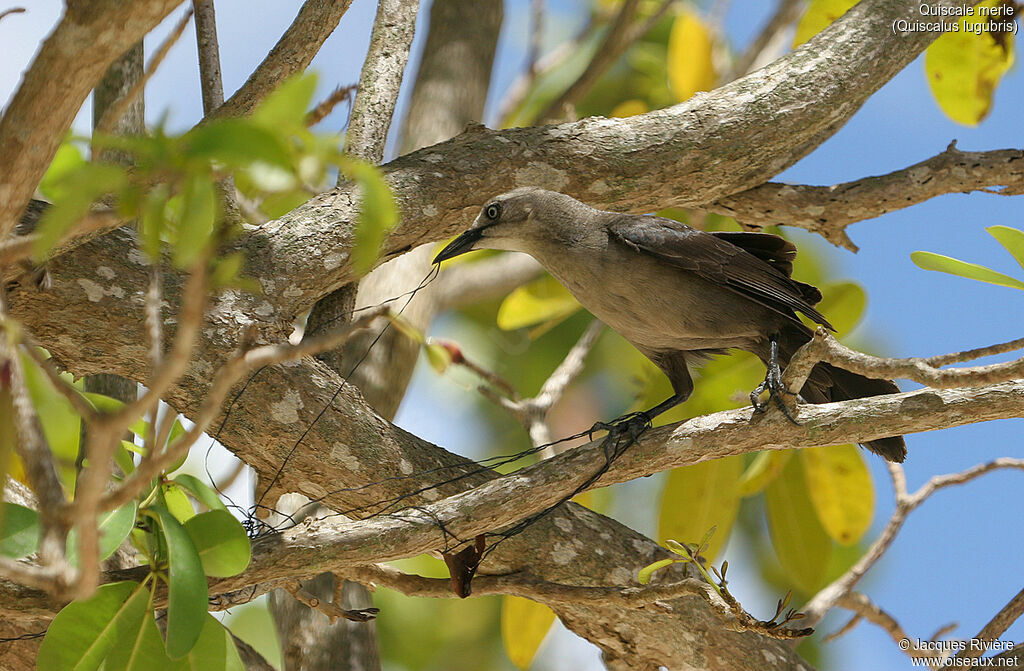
left=485, top=203, right=501, bottom=220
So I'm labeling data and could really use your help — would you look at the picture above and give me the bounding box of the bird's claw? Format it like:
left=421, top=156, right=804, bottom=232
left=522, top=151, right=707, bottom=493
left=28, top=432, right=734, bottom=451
left=751, top=340, right=800, bottom=426
left=587, top=411, right=652, bottom=442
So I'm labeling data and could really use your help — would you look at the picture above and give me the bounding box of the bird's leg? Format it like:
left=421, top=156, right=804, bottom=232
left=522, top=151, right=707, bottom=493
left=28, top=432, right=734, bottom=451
left=588, top=394, right=683, bottom=441
left=750, top=338, right=799, bottom=425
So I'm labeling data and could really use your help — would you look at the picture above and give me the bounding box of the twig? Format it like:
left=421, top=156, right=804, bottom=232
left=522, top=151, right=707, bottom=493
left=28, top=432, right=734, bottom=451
left=0, top=7, right=25, bottom=23
left=469, top=320, right=603, bottom=452
left=783, top=329, right=1024, bottom=400
left=496, top=16, right=599, bottom=125
left=802, top=458, right=1024, bottom=625
left=538, top=0, right=662, bottom=123
left=956, top=586, right=1024, bottom=660
left=343, top=0, right=420, bottom=165
left=284, top=581, right=378, bottom=623
left=192, top=0, right=225, bottom=115
left=527, top=0, right=544, bottom=81
left=96, top=8, right=195, bottom=135
left=0, top=304, right=72, bottom=595
left=207, top=0, right=356, bottom=120
left=837, top=592, right=942, bottom=659
left=306, top=84, right=357, bottom=128
left=727, top=0, right=803, bottom=80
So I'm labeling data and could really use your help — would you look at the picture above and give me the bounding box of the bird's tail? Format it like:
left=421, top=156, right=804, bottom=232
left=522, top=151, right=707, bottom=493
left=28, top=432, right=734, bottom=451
left=774, top=326, right=907, bottom=463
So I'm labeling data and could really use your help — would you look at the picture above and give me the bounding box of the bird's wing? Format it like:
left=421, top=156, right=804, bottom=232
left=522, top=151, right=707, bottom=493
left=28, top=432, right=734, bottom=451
left=607, top=215, right=833, bottom=329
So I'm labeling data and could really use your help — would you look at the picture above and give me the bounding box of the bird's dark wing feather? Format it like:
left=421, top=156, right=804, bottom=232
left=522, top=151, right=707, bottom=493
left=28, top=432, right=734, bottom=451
left=608, top=215, right=833, bottom=329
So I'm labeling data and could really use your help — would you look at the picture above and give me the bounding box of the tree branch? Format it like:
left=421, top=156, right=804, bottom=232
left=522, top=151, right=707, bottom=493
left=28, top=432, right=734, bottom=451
left=802, top=458, right=1024, bottom=625
left=343, top=0, right=419, bottom=164
left=0, top=0, right=184, bottom=238
left=247, top=0, right=980, bottom=314
left=711, top=142, right=1024, bottom=251
left=47, top=378, right=1009, bottom=613
left=207, top=0, right=355, bottom=121
left=192, top=0, right=225, bottom=115
left=957, top=586, right=1024, bottom=660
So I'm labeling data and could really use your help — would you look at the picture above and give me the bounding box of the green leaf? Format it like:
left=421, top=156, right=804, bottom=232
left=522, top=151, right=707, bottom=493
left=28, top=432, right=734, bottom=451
left=39, top=140, right=87, bottom=201
left=37, top=581, right=142, bottom=671
left=658, top=456, right=743, bottom=561
left=801, top=445, right=874, bottom=546
left=988, top=225, right=1024, bottom=271
left=115, top=440, right=137, bottom=476
left=33, top=163, right=128, bottom=259
left=765, top=456, right=833, bottom=594
left=925, top=0, right=1015, bottom=126
left=637, top=558, right=677, bottom=585
left=152, top=507, right=208, bottom=658
left=163, top=483, right=196, bottom=523
left=105, top=605, right=176, bottom=671
left=179, top=614, right=245, bottom=671
left=793, top=0, right=859, bottom=47
left=67, top=500, right=138, bottom=566
left=184, top=120, right=292, bottom=169
left=497, top=274, right=581, bottom=331
left=173, top=474, right=228, bottom=512
left=251, top=73, right=318, bottom=129
left=815, top=282, right=867, bottom=335
left=348, top=161, right=399, bottom=275
left=501, top=596, right=556, bottom=670
left=172, top=175, right=218, bottom=268
left=20, top=352, right=81, bottom=490
left=0, top=503, right=39, bottom=558
left=911, top=251, right=1024, bottom=291
left=165, top=417, right=189, bottom=472
left=139, top=184, right=171, bottom=261
left=183, top=511, right=251, bottom=578
left=258, top=190, right=312, bottom=219
left=737, top=450, right=792, bottom=497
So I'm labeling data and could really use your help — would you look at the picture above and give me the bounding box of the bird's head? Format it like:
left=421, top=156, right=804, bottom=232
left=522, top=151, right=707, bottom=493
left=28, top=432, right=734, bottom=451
left=432, top=187, right=587, bottom=264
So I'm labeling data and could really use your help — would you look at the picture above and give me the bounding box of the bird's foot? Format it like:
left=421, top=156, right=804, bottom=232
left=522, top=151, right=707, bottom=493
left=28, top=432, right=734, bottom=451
left=588, top=411, right=652, bottom=442
left=750, top=340, right=800, bottom=426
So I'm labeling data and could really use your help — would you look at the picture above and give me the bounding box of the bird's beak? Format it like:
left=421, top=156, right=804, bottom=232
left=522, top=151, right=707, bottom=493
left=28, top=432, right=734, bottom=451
left=433, top=227, right=485, bottom=264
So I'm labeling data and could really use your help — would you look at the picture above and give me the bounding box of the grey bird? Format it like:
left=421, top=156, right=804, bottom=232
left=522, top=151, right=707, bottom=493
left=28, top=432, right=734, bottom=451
left=432, top=187, right=906, bottom=463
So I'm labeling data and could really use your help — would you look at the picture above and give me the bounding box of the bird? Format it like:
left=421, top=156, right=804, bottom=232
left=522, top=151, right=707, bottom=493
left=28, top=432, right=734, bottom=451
left=432, top=187, right=906, bottom=463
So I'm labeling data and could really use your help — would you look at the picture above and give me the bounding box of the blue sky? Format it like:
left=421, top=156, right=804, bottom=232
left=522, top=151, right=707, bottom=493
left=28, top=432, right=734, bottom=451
left=3, top=2, right=1022, bottom=670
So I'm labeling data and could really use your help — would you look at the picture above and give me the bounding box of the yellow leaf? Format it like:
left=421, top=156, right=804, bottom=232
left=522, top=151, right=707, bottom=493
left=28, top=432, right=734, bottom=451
left=496, top=275, right=581, bottom=331
left=610, top=99, right=649, bottom=118
left=800, top=445, right=874, bottom=545
left=924, top=0, right=1015, bottom=126
left=501, top=596, right=556, bottom=669
left=424, top=341, right=453, bottom=374
left=737, top=450, right=792, bottom=497
left=658, top=456, right=743, bottom=561
left=793, top=0, right=860, bottom=47
left=765, top=456, right=833, bottom=594
left=667, top=11, right=716, bottom=103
